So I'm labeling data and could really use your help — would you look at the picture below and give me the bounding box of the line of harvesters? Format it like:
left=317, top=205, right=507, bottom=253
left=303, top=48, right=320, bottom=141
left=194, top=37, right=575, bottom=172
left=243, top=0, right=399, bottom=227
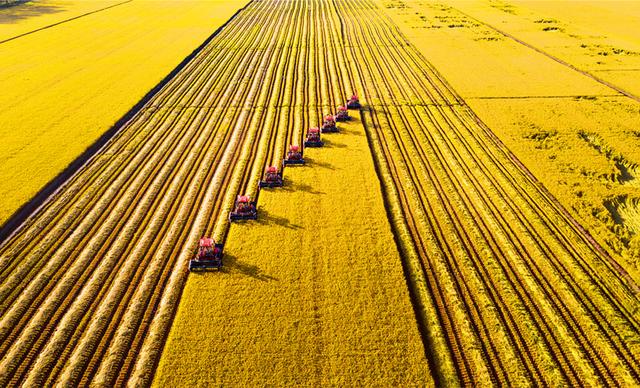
left=189, top=95, right=360, bottom=271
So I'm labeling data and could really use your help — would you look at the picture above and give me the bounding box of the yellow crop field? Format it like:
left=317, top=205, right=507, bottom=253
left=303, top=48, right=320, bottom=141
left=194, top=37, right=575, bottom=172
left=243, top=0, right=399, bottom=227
left=0, top=0, right=124, bottom=41
left=443, top=0, right=640, bottom=97
left=0, top=0, right=246, bottom=226
left=155, top=117, right=432, bottom=386
left=380, top=0, right=640, bottom=283
left=379, top=0, right=613, bottom=98
left=469, top=97, right=640, bottom=275
left=1, top=0, right=639, bottom=386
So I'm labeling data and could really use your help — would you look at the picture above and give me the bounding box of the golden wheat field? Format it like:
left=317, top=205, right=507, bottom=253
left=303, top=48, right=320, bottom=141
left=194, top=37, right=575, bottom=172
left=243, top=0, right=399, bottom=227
left=0, top=0, right=246, bottom=225
left=0, top=0, right=639, bottom=386
left=155, top=117, right=432, bottom=385
left=383, top=0, right=640, bottom=278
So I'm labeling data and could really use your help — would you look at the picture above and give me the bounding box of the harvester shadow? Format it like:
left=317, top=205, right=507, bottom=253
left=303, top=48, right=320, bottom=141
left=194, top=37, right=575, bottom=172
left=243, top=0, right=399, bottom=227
left=321, top=138, right=348, bottom=148
left=291, top=182, right=325, bottom=195
left=302, top=157, right=336, bottom=170
left=257, top=208, right=303, bottom=230
left=278, top=178, right=325, bottom=195
left=222, top=254, right=278, bottom=282
left=337, top=123, right=362, bottom=136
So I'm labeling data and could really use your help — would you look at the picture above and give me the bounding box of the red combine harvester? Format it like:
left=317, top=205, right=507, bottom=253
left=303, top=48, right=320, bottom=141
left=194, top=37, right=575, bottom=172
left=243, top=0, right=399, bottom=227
left=304, top=127, right=323, bottom=147
left=259, top=166, right=283, bottom=188
left=347, top=94, right=361, bottom=109
left=189, top=237, right=224, bottom=271
left=283, top=144, right=305, bottom=165
left=229, top=195, right=257, bottom=221
left=321, top=114, right=338, bottom=133
left=335, top=105, right=349, bottom=121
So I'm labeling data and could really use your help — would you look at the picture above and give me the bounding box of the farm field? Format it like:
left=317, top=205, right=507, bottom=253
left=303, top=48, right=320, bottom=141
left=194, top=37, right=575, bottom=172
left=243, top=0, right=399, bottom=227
left=0, top=0, right=639, bottom=386
left=380, top=0, right=640, bottom=282
left=155, top=117, right=431, bottom=386
left=0, top=0, right=247, bottom=227
left=0, top=0, right=125, bottom=42
left=448, top=0, right=640, bottom=98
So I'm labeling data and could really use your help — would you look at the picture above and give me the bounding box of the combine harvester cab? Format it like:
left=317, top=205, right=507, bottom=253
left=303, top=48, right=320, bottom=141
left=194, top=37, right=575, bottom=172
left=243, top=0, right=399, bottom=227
left=283, top=145, right=305, bottom=166
left=346, top=94, right=361, bottom=109
left=229, top=195, right=258, bottom=221
left=304, top=127, right=323, bottom=147
left=259, top=166, right=283, bottom=188
left=321, top=114, right=338, bottom=133
left=189, top=237, right=224, bottom=271
left=335, top=105, right=350, bottom=121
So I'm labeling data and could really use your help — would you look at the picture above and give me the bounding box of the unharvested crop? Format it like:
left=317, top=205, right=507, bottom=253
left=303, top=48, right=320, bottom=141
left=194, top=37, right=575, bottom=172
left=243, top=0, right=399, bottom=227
left=380, top=0, right=640, bottom=283
left=1, top=0, right=639, bottom=386
left=155, top=117, right=432, bottom=385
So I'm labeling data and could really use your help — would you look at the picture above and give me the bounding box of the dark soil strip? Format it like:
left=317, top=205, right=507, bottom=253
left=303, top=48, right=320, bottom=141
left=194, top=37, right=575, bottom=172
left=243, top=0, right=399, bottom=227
left=0, top=1, right=252, bottom=246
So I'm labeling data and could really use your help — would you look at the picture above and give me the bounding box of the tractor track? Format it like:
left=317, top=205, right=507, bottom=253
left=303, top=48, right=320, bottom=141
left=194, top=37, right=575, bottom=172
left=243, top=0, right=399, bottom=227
left=0, top=1, right=353, bottom=385
left=0, top=0, right=306, bottom=384
left=337, top=0, right=640, bottom=385
left=0, top=0, right=639, bottom=386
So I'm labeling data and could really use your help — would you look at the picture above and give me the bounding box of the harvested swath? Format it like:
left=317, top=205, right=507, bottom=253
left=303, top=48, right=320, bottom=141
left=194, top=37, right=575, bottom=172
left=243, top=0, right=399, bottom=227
left=1, top=0, right=639, bottom=386
left=0, top=0, right=302, bottom=384
left=339, top=0, right=640, bottom=384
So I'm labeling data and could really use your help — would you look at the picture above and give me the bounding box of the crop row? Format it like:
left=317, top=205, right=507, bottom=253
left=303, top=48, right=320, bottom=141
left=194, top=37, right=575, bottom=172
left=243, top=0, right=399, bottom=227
left=1, top=0, right=639, bottom=386
left=0, top=0, right=355, bottom=385
left=334, top=0, right=640, bottom=385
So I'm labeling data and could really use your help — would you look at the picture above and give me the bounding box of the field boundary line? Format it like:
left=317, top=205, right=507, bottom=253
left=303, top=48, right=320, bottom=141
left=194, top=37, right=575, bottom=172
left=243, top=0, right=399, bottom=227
left=450, top=7, right=640, bottom=104
left=593, top=69, right=640, bottom=72
left=467, top=94, right=622, bottom=100
left=0, top=0, right=134, bottom=45
left=0, top=0, right=253, bottom=247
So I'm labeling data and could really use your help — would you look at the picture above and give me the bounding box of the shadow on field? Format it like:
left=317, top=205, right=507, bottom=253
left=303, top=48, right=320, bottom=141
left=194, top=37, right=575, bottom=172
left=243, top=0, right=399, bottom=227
left=293, top=182, right=325, bottom=195
left=272, top=176, right=325, bottom=195
left=222, top=254, right=278, bottom=282
left=338, top=122, right=362, bottom=136
left=257, top=208, right=303, bottom=230
left=0, top=1, right=64, bottom=24
left=303, top=157, right=336, bottom=170
left=321, top=137, right=348, bottom=149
